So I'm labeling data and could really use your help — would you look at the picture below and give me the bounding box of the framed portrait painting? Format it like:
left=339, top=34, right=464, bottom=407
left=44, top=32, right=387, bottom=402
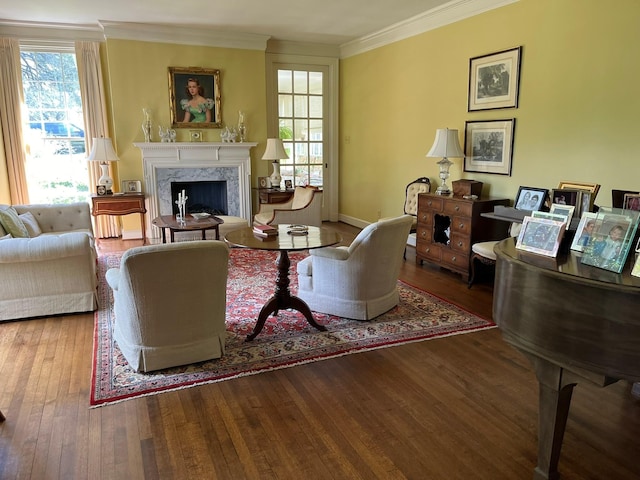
left=468, top=46, right=522, bottom=111
left=169, top=67, right=222, bottom=128
left=464, top=119, right=515, bottom=175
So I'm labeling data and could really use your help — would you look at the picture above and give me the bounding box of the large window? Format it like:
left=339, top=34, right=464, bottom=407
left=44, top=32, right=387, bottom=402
left=20, top=48, right=88, bottom=203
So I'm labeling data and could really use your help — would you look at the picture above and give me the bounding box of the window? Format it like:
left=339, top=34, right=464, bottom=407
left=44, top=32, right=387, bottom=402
left=277, top=69, right=325, bottom=188
left=20, top=48, right=88, bottom=203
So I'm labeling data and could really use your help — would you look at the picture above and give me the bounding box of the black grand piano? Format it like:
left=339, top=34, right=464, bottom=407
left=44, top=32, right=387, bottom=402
left=493, top=238, right=640, bottom=480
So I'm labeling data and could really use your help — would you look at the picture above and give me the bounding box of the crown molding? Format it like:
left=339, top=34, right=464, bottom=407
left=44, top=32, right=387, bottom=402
left=0, top=20, right=105, bottom=42
left=99, top=21, right=270, bottom=51
left=339, top=0, right=520, bottom=58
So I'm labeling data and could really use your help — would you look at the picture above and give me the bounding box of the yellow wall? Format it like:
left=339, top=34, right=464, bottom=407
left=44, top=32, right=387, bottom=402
left=339, top=0, right=640, bottom=222
left=102, top=38, right=267, bottom=232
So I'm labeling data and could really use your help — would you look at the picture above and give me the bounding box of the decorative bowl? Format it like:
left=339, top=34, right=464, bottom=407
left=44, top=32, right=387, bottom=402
left=191, top=212, right=211, bottom=220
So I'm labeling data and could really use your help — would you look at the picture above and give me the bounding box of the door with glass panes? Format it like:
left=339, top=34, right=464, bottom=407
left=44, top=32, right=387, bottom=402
left=276, top=67, right=326, bottom=202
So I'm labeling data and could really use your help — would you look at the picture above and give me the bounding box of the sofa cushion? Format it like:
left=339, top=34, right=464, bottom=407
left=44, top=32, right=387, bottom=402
left=19, top=212, right=42, bottom=237
left=0, top=207, right=29, bottom=238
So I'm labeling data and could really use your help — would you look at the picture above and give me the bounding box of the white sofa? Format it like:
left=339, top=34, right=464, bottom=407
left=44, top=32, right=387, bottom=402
left=0, top=203, right=98, bottom=321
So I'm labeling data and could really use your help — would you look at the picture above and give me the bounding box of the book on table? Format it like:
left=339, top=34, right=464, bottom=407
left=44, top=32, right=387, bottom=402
left=253, top=224, right=278, bottom=237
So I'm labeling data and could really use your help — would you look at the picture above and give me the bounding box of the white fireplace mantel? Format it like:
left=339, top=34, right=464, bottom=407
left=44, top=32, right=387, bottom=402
left=134, top=142, right=257, bottom=239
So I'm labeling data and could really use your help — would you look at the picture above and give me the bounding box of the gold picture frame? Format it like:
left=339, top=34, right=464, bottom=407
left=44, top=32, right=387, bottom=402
left=558, top=181, right=600, bottom=201
left=169, top=66, right=222, bottom=128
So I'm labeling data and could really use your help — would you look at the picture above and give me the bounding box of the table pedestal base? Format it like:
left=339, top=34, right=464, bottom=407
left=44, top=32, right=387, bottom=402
left=246, top=250, right=326, bottom=341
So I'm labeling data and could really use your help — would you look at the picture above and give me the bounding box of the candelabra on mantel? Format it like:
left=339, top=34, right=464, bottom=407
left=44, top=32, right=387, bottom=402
left=237, top=110, right=247, bottom=143
left=142, top=108, right=153, bottom=143
left=175, top=189, right=188, bottom=224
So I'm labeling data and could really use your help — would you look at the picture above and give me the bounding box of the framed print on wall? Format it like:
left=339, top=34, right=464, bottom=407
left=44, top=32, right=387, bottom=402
left=464, top=119, right=515, bottom=176
left=169, top=66, right=222, bottom=128
left=468, top=46, right=522, bottom=111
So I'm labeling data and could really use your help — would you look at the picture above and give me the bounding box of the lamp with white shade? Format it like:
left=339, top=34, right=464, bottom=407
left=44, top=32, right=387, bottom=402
left=426, top=128, right=465, bottom=195
left=88, top=137, right=120, bottom=194
left=261, top=138, right=289, bottom=189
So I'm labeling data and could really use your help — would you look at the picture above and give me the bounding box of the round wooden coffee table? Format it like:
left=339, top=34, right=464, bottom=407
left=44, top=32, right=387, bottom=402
left=225, top=225, right=342, bottom=341
left=152, top=214, right=223, bottom=243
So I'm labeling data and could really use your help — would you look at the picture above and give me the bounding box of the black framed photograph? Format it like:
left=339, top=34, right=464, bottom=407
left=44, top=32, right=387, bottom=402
left=468, top=46, right=522, bottom=111
left=169, top=66, right=222, bottom=128
left=284, top=180, right=293, bottom=189
left=516, top=216, right=565, bottom=257
left=464, top=119, right=515, bottom=175
left=514, top=186, right=548, bottom=211
left=121, top=180, right=142, bottom=194
left=96, top=185, right=107, bottom=196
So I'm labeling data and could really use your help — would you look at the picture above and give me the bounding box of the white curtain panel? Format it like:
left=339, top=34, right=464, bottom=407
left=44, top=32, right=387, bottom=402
left=0, top=37, right=29, bottom=204
left=76, top=41, right=121, bottom=238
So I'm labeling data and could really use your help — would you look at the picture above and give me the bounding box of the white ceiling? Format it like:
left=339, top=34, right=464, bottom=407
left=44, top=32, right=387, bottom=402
left=0, top=0, right=459, bottom=45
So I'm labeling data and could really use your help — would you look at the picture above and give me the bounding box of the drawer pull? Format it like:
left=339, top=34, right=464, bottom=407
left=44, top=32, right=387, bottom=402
left=425, top=247, right=430, bottom=253
left=454, top=206, right=460, bottom=211
left=459, top=223, right=464, bottom=229
left=457, top=241, right=463, bottom=247
left=420, top=231, right=426, bottom=238
left=451, top=256, right=457, bottom=262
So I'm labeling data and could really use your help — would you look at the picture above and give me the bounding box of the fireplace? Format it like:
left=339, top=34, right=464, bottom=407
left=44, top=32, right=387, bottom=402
left=171, top=181, right=228, bottom=215
left=135, top=142, right=257, bottom=240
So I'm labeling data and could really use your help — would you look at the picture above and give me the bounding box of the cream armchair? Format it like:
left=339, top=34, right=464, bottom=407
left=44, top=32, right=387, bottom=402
left=105, top=241, right=229, bottom=372
left=253, top=186, right=322, bottom=227
left=296, top=215, right=413, bottom=320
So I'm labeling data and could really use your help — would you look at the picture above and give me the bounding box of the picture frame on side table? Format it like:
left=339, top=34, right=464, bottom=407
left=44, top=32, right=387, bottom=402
left=516, top=216, right=566, bottom=257
left=122, top=180, right=142, bottom=194
left=468, top=46, right=522, bottom=111
left=463, top=119, right=515, bottom=176
left=514, top=186, right=548, bottom=211
left=96, top=185, right=107, bottom=196
left=168, top=66, right=222, bottom=128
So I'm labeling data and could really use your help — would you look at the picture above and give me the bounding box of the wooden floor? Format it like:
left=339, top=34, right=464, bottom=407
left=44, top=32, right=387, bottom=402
left=1, top=222, right=639, bottom=479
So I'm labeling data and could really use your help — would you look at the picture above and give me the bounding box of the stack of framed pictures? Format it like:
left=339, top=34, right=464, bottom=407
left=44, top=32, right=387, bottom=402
left=552, top=182, right=600, bottom=218
left=580, top=208, right=640, bottom=273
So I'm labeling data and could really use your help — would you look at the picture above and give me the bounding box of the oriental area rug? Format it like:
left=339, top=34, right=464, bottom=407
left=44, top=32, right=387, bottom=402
left=91, top=249, right=495, bottom=407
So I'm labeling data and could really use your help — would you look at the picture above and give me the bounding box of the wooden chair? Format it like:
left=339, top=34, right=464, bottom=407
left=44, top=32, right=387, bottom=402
left=468, top=222, right=521, bottom=288
left=253, top=186, right=322, bottom=227
left=403, top=177, right=430, bottom=258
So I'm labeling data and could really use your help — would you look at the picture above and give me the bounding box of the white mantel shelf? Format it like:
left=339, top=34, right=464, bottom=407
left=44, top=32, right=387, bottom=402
left=134, top=142, right=257, bottom=239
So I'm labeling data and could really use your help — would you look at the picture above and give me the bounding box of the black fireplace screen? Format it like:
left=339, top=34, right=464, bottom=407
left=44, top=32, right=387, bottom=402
left=171, top=181, right=228, bottom=215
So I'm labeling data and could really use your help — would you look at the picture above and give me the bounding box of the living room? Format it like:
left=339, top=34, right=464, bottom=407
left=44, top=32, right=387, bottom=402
left=1, top=0, right=639, bottom=478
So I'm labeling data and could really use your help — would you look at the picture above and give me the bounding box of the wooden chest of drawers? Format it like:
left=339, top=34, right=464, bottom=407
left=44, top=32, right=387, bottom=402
left=415, top=193, right=509, bottom=281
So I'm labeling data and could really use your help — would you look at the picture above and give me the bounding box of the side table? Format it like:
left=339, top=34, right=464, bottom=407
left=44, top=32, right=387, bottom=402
left=91, top=193, right=146, bottom=242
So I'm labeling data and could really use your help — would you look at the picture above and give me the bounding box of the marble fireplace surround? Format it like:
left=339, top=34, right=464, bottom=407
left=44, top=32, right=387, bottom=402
left=134, top=142, right=257, bottom=239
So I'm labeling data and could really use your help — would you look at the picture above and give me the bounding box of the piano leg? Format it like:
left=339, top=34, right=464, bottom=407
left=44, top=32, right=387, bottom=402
left=526, top=354, right=577, bottom=480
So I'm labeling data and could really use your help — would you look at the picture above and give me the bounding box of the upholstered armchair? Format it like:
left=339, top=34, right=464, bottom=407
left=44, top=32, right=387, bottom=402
left=253, top=186, right=322, bottom=227
left=105, top=241, right=229, bottom=372
left=296, top=215, right=413, bottom=320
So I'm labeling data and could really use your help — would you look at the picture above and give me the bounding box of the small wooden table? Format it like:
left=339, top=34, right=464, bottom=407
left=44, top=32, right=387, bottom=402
left=91, top=193, right=146, bottom=242
left=225, top=225, right=342, bottom=341
left=152, top=214, right=223, bottom=243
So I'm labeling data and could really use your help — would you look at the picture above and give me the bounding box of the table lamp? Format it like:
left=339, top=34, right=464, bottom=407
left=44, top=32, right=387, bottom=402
left=261, top=138, right=288, bottom=189
left=88, top=137, right=119, bottom=194
left=426, top=128, right=465, bottom=195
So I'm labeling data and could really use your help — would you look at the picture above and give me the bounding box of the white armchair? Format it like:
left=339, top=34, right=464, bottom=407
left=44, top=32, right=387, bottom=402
left=296, top=215, right=413, bottom=320
left=105, top=241, right=229, bottom=372
left=253, top=186, right=322, bottom=227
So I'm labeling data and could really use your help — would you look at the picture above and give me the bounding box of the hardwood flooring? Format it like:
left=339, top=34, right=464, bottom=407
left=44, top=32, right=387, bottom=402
left=1, top=222, right=639, bottom=479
